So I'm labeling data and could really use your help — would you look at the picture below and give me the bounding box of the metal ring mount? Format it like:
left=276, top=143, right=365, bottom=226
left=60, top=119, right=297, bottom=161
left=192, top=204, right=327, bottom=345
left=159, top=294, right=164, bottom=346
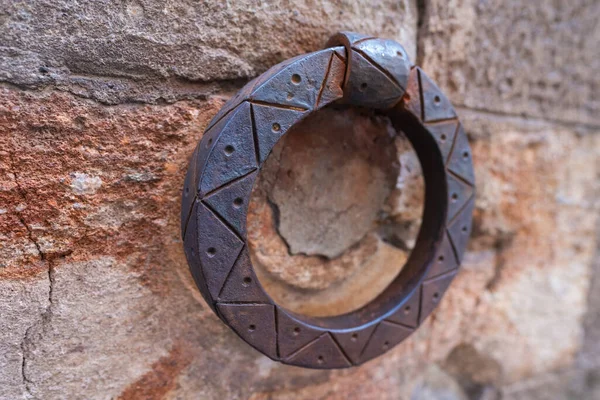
left=181, top=32, right=475, bottom=369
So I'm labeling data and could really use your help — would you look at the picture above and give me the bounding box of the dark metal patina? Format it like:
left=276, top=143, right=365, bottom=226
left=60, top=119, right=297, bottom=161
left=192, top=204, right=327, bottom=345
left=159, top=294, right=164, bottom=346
left=181, top=32, right=475, bottom=369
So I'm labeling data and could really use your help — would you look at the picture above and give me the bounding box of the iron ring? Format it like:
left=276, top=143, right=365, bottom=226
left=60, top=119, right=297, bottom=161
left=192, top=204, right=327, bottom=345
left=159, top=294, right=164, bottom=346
left=181, top=32, right=475, bottom=369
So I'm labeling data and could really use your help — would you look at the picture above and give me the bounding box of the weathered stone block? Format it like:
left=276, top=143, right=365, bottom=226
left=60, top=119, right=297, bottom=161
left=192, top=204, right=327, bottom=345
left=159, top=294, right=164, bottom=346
left=0, top=0, right=418, bottom=104
left=419, top=0, right=600, bottom=126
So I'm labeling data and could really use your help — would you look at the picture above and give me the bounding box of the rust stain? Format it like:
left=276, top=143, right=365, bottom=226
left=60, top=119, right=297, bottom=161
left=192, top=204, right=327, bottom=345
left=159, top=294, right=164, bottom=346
left=0, top=262, right=47, bottom=280
left=118, top=343, right=191, bottom=400
left=0, top=88, right=224, bottom=295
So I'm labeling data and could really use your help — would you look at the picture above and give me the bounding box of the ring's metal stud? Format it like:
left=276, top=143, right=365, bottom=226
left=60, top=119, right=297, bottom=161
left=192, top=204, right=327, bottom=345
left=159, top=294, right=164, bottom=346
left=181, top=32, right=475, bottom=369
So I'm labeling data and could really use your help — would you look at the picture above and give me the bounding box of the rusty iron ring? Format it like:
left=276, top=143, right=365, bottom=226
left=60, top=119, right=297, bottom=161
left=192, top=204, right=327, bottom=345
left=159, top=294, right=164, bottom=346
left=181, top=32, right=475, bottom=369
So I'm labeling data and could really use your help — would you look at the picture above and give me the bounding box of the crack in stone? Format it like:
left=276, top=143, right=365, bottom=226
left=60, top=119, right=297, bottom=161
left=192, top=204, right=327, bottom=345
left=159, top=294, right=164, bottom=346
left=415, top=0, right=428, bottom=67
left=7, top=151, right=45, bottom=261
left=20, top=325, right=35, bottom=398
left=19, top=259, right=58, bottom=400
left=312, top=203, right=361, bottom=256
left=7, top=150, right=60, bottom=398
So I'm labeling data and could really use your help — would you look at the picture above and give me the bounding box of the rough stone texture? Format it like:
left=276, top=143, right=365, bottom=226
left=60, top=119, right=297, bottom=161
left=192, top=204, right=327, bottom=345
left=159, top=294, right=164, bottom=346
left=455, top=111, right=599, bottom=384
left=0, top=0, right=417, bottom=104
left=419, top=0, right=600, bottom=126
left=1, top=0, right=600, bottom=399
left=265, top=107, right=399, bottom=260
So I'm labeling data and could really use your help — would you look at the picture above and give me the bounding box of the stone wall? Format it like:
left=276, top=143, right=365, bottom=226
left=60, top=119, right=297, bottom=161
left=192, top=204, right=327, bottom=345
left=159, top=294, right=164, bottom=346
left=1, top=1, right=598, bottom=399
